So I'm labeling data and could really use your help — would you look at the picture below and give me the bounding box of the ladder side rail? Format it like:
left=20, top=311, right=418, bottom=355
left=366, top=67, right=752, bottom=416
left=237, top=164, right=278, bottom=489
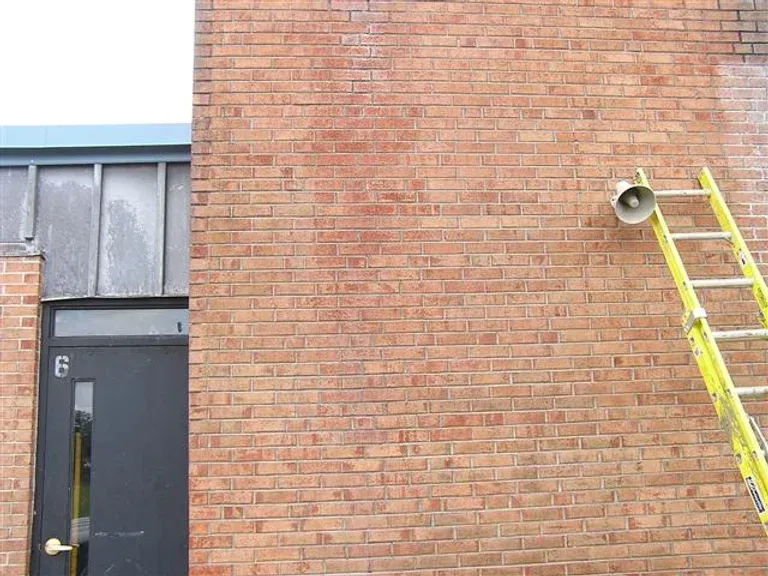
left=686, top=315, right=768, bottom=532
left=635, top=168, right=768, bottom=533
left=701, top=167, right=768, bottom=329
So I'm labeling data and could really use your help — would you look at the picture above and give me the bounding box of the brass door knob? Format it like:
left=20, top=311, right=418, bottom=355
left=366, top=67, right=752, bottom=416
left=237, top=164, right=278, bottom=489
left=44, top=537, right=75, bottom=556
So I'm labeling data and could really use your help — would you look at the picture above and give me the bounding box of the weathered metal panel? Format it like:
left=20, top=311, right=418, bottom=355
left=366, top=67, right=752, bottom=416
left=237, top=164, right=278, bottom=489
left=36, top=167, right=94, bottom=297
left=11, top=157, right=190, bottom=300
left=0, top=167, right=28, bottom=242
left=98, top=165, right=159, bottom=296
left=164, top=163, right=190, bottom=295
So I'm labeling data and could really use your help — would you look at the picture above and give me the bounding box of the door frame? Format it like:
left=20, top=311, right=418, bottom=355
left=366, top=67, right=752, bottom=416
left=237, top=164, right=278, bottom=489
left=30, top=297, right=189, bottom=576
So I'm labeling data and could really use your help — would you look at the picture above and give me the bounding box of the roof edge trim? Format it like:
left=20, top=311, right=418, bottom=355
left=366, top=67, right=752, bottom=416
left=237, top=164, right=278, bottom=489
left=0, top=145, right=191, bottom=167
left=0, top=123, right=191, bottom=149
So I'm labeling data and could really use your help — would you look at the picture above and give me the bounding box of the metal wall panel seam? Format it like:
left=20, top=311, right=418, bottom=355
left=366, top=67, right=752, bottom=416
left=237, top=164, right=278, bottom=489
left=23, top=165, right=37, bottom=240
left=87, top=164, right=103, bottom=297
left=157, top=162, right=167, bottom=296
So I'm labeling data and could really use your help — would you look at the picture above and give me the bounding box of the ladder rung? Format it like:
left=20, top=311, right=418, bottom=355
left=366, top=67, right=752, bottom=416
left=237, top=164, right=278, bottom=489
left=690, top=278, right=753, bottom=288
left=713, top=329, right=768, bottom=341
left=669, top=232, right=732, bottom=241
left=737, top=387, right=768, bottom=399
left=656, top=189, right=711, bottom=197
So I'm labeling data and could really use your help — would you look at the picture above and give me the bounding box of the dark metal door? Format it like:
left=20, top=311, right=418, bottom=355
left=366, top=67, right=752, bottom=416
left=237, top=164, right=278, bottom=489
left=35, top=345, right=188, bottom=576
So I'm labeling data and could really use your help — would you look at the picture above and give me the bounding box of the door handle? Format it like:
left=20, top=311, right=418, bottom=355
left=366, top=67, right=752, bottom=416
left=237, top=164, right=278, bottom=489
left=44, top=537, right=76, bottom=556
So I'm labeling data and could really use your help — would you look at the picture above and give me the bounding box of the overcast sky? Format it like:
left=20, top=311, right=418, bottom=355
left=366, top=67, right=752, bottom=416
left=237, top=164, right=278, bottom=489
left=0, top=1, right=195, bottom=126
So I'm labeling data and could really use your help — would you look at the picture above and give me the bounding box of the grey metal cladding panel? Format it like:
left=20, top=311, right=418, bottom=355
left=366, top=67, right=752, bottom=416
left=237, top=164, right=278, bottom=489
left=98, top=165, right=159, bottom=296
left=164, top=163, right=190, bottom=295
left=36, top=167, right=93, bottom=297
left=0, top=167, right=27, bottom=242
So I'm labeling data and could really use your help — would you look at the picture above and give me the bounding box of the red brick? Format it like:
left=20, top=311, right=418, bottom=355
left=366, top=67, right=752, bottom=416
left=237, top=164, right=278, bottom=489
left=0, top=256, right=41, bottom=576
left=191, top=1, right=768, bottom=575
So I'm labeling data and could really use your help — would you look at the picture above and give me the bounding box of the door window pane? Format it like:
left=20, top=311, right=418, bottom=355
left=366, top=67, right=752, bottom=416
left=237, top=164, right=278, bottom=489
left=54, top=308, right=188, bottom=337
left=70, top=381, right=93, bottom=576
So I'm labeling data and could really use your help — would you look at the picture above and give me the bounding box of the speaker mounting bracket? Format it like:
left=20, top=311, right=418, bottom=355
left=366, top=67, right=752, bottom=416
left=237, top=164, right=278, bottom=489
left=682, top=306, right=707, bottom=334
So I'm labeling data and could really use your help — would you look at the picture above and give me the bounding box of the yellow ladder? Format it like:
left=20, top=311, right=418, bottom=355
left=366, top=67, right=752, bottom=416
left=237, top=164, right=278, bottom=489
left=626, top=168, right=768, bottom=536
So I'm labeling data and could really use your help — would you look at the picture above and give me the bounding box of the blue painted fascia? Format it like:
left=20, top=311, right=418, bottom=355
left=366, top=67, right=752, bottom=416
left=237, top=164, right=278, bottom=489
left=0, top=123, right=191, bottom=148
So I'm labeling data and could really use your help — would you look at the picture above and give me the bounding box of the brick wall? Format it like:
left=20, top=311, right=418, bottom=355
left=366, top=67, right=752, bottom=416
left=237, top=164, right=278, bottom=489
left=191, top=1, right=768, bottom=574
left=0, top=256, right=42, bottom=576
